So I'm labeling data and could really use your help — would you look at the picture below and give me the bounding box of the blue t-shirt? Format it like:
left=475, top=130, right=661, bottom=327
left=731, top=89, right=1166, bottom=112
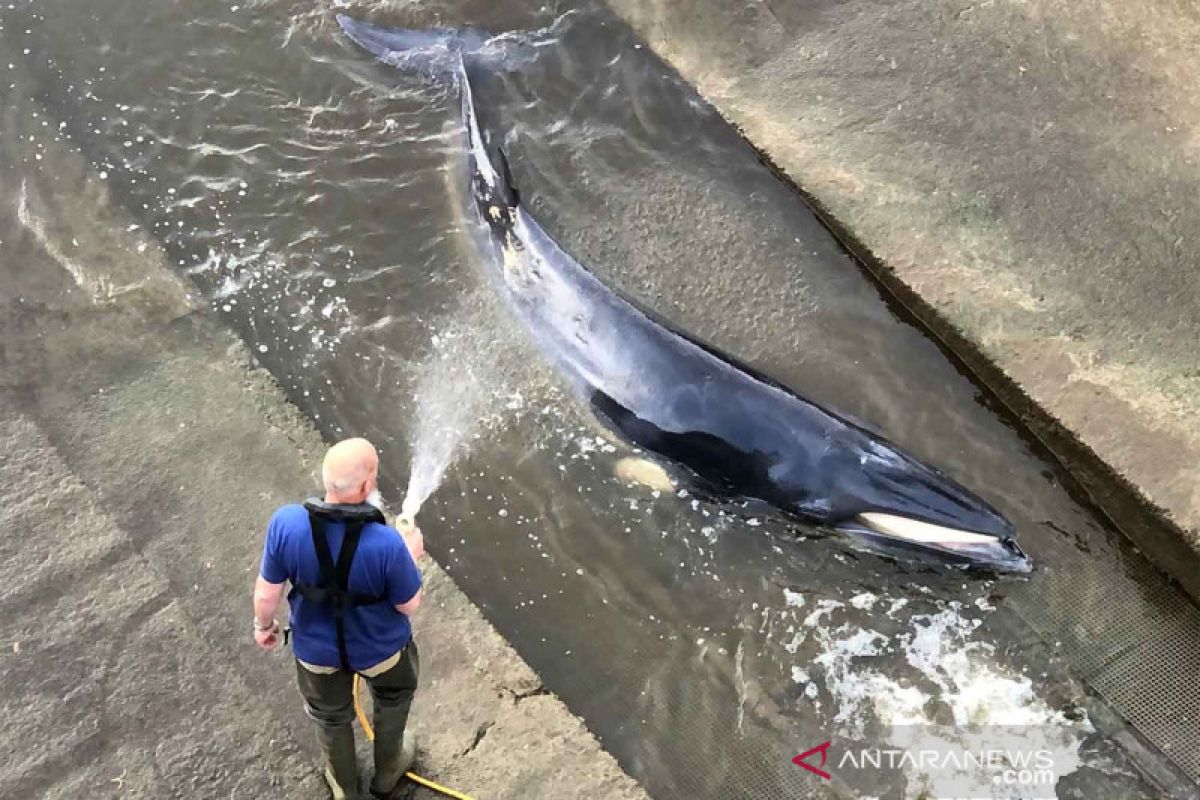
left=260, top=504, right=421, bottom=672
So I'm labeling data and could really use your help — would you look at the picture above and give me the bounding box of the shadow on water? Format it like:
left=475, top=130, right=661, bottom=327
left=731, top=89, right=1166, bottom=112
left=4, top=0, right=1197, bottom=797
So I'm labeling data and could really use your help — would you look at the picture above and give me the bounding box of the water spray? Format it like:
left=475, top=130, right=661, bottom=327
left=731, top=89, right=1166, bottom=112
left=397, top=457, right=435, bottom=532
left=397, top=331, right=488, bottom=537
left=396, top=495, right=424, bottom=560
left=394, top=290, right=525, bottom=539
left=372, top=486, right=419, bottom=533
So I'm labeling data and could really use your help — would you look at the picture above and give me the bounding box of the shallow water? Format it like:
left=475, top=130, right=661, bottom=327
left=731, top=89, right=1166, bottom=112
left=4, top=1, right=1196, bottom=797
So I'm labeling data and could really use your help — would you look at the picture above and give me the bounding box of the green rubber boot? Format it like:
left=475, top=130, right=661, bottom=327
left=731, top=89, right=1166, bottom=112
left=317, top=723, right=360, bottom=800
left=369, top=729, right=417, bottom=799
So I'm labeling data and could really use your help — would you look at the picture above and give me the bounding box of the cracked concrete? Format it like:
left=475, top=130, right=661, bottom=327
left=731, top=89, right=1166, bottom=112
left=605, top=0, right=1200, bottom=597
left=0, top=45, right=647, bottom=800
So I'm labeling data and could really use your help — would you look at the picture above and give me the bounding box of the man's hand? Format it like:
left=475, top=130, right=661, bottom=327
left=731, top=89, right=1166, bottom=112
left=402, top=525, right=425, bottom=560
left=254, top=619, right=281, bottom=651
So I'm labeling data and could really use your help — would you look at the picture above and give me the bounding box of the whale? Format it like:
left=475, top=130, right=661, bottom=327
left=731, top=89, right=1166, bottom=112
left=336, top=15, right=1031, bottom=572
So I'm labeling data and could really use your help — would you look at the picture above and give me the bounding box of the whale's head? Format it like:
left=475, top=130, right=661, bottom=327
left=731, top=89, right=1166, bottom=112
left=818, top=439, right=1030, bottom=572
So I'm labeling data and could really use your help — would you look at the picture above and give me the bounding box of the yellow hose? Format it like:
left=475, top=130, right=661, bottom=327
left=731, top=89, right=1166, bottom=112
left=353, top=674, right=477, bottom=800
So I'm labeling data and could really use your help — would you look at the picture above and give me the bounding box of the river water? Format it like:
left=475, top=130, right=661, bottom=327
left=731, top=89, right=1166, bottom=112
left=5, top=1, right=1197, bottom=797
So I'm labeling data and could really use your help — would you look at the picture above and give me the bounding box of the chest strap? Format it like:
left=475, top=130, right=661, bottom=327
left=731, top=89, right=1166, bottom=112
left=293, top=504, right=389, bottom=672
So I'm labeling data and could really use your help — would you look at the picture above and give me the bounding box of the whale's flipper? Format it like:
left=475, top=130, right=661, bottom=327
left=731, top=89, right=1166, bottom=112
left=615, top=457, right=676, bottom=493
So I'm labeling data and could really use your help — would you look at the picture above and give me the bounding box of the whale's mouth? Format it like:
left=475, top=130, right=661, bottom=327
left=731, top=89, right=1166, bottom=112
left=836, top=512, right=1031, bottom=572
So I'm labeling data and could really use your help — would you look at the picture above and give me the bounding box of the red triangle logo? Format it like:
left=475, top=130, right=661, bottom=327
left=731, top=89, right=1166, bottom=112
left=793, top=741, right=832, bottom=780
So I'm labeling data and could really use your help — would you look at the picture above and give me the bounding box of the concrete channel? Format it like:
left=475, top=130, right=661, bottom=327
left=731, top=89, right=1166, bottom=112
left=3, top=1, right=1199, bottom=798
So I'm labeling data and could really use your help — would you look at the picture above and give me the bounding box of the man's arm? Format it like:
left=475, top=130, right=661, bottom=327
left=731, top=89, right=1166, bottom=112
left=254, top=575, right=286, bottom=628
left=401, top=525, right=425, bottom=560
left=396, top=588, right=422, bottom=616
left=389, top=524, right=424, bottom=616
left=254, top=510, right=291, bottom=651
left=253, top=576, right=287, bottom=650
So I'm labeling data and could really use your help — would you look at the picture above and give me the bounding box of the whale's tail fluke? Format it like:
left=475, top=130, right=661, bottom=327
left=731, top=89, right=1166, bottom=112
left=336, top=15, right=485, bottom=77
left=336, top=14, right=562, bottom=79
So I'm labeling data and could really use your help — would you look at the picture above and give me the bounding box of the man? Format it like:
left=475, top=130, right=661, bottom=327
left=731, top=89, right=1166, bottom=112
left=253, top=438, right=425, bottom=800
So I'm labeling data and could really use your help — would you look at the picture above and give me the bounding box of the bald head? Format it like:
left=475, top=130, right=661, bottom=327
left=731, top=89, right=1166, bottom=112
left=322, top=437, right=379, bottom=504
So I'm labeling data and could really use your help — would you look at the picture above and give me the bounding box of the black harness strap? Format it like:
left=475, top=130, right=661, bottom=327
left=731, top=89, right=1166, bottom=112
left=300, top=507, right=388, bottom=672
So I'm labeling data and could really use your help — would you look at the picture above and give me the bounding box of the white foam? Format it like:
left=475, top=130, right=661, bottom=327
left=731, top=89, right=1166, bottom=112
left=795, top=600, right=1090, bottom=796
left=849, top=591, right=877, bottom=610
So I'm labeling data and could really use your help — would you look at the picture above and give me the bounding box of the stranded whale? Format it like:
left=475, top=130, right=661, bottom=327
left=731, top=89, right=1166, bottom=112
left=336, top=15, right=1030, bottom=572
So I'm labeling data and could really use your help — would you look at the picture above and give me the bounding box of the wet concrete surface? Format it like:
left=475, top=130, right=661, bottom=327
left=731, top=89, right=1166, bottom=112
left=3, top=1, right=1200, bottom=798
left=0, top=51, right=646, bottom=800
left=606, top=0, right=1200, bottom=598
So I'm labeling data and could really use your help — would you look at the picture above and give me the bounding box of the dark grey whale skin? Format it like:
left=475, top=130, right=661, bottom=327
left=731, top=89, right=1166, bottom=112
left=336, top=15, right=1030, bottom=572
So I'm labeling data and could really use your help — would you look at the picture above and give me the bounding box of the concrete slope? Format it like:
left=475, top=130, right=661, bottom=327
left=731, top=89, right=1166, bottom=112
left=605, top=0, right=1200, bottom=597
left=0, top=409, right=327, bottom=799
left=0, top=46, right=647, bottom=800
